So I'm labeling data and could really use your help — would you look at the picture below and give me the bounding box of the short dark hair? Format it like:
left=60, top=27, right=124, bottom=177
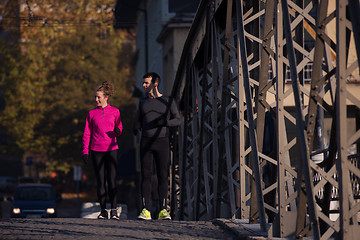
left=143, top=72, right=160, bottom=84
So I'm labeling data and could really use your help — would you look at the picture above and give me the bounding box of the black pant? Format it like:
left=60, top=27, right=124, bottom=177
left=92, top=150, right=118, bottom=209
left=140, top=137, right=170, bottom=210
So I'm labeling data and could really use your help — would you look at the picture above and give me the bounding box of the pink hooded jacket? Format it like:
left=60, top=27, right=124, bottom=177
left=82, top=104, right=123, bottom=155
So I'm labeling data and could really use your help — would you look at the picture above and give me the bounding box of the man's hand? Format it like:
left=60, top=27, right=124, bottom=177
left=155, top=116, right=167, bottom=127
left=82, top=154, right=88, bottom=165
left=133, top=128, right=138, bottom=136
left=133, top=122, right=140, bottom=136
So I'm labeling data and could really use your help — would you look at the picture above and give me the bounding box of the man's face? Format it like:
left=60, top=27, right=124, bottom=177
left=142, top=77, right=155, bottom=93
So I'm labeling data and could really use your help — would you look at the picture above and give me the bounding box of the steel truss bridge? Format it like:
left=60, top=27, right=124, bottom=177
left=168, top=0, right=360, bottom=239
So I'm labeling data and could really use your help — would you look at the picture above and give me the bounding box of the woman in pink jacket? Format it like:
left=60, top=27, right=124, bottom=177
left=82, top=81, right=123, bottom=220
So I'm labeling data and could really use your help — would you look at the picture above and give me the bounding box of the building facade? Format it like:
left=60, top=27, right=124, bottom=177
left=115, top=0, right=200, bottom=95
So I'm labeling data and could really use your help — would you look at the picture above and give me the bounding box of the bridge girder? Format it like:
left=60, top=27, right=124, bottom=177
left=170, top=0, right=360, bottom=239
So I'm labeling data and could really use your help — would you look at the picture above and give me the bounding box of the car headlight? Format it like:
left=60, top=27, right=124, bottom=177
left=46, top=208, right=55, bottom=214
left=13, top=208, right=21, bottom=214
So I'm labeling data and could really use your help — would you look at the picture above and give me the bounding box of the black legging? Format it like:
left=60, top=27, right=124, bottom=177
left=140, top=137, right=169, bottom=210
left=92, top=150, right=118, bottom=209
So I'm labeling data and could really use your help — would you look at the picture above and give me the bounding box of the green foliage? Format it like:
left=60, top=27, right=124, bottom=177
left=0, top=0, right=136, bottom=175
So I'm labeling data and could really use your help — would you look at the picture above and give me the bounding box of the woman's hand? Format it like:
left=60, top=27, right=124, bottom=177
left=82, top=154, right=88, bottom=164
left=114, top=127, right=121, bottom=135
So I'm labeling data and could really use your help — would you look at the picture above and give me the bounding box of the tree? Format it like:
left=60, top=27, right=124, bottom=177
left=0, top=0, right=136, bottom=175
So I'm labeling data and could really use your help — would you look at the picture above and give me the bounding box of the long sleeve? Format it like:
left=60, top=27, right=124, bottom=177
left=82, top=105, right=120, bottom=153
left=166, top=98, right=181, bottom=127
left=82, top=113, right=92, bottom=155
left=133, top=100, right=142, bottom=135
left=115, top=109, right=123, bottom=136
left=139, top=96, right=180, bottom=138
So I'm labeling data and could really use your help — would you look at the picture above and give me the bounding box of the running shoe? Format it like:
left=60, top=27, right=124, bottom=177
left=98, top=209, right=108, bottom=219
left=110, top=209, right=119, bottom=220
left=158, top=209, right=171, bottom=220
left=138, top=208, right=151, bottom=220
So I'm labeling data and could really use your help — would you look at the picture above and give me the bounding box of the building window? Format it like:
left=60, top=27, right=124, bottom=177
left=285, top=62, right=313, bottom=83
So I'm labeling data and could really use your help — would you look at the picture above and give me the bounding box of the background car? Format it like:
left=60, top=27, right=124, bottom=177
left=11, top=184, right=57, bottom=218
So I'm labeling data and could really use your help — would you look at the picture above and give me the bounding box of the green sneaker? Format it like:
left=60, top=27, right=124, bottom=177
left=138, top=208, right=151, bottom=220
left=158, top=209, right=171, bottom=220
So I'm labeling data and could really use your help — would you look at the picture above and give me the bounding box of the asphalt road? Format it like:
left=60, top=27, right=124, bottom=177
left=1, top=196, right=265, bottom=239
left=0, top=218, right=239, bottom=240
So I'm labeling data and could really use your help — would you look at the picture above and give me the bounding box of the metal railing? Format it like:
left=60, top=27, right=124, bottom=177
left=170, top=0, right=360, bottom=239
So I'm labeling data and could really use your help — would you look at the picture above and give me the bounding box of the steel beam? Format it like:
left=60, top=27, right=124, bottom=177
left=169, top=1, right=360, bottom=239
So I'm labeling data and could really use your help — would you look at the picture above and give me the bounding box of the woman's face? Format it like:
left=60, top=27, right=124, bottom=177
left=95, top=91, right=108, bottom=108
